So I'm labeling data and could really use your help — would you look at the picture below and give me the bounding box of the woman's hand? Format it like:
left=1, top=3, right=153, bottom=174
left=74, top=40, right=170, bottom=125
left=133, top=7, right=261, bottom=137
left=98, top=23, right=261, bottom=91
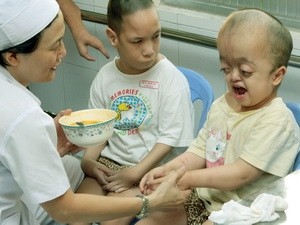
left=54, top=109, right=84, bottom=157
left=147, top=166, right=191, bottom=212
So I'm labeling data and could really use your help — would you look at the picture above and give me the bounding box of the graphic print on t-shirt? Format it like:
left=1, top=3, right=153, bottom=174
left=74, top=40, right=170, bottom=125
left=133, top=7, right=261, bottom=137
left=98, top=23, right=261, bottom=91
left=111, top=95, right=148, bottom=130
left=206, top=129, right=226, bottom=167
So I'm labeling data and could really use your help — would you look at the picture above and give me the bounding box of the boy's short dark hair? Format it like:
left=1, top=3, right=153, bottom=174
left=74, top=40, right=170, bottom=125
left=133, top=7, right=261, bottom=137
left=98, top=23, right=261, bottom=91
left=107, top=0, right=154, bottom=34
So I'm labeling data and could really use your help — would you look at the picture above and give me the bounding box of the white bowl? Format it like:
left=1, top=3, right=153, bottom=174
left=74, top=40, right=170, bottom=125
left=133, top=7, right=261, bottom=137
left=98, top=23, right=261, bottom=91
left=59, top=109, right=117, bottom=147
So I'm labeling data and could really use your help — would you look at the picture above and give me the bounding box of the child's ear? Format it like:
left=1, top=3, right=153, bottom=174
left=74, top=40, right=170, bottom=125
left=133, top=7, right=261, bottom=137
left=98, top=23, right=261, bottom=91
left=106, top=28, right=118, bottom=47
left=272, top=66, right=286, bottom=86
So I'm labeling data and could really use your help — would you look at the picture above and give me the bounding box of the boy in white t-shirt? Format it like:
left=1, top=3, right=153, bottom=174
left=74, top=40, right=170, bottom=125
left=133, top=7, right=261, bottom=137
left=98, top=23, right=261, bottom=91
left=72, top=1, right=194, bottom=225
left=139, top=8, right=300, bottom=225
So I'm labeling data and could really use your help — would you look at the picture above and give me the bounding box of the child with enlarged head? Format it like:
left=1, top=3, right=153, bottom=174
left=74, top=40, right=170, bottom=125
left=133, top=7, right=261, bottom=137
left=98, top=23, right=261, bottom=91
left=139, top=8, right=300, bottom=225
left=72, top=0, right=194, bottom=225
left=0, top=0, right=191, bottom=224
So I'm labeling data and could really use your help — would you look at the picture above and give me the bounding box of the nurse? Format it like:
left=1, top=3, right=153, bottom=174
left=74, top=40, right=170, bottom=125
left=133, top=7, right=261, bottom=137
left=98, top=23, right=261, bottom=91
left=0, top=0, right=189, bottom=224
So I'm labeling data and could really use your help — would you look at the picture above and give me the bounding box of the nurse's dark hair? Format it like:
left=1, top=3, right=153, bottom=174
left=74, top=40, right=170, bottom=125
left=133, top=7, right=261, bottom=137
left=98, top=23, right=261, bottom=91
left=219, top=8, right=293, bottom=69
left=107, top=0, right=155, bottom=34
left=0, top=14, right=58, bottom=67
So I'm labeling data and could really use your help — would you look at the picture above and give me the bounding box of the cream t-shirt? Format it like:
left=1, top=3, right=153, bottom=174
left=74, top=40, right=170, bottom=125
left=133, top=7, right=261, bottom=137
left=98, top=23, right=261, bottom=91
left=187, top=95, right=300, bottom=212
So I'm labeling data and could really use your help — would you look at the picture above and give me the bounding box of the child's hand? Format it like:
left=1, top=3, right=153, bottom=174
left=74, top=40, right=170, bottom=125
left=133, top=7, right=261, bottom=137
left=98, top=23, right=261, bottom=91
left=90, top=161, right=113, bottom=186
left=103, top=167, right=139, bottom=193
left=140, top=166, right=167, bottom=195
left=176, top=176, right=191, bottom=191
left=81, top=159, right=112, bottom=186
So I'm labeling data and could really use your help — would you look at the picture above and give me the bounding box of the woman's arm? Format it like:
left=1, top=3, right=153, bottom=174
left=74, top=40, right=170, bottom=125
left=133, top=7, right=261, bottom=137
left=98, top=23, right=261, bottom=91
left=41, top=166, right=190, bottom=223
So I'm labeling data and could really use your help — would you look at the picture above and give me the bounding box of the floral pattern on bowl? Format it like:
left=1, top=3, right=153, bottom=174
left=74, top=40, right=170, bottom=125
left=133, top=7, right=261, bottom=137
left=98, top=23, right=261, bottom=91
left=59, top=109, right=117, bottom=147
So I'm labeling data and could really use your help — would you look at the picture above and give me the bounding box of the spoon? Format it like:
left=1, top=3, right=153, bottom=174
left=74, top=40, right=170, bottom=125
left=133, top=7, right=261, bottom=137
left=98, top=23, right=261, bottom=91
left=76, top=122, right=85, bottom=126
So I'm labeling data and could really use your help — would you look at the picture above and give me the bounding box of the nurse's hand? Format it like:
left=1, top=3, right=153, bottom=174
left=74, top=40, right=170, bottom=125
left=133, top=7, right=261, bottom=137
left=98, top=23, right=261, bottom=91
left=147, top=166, right=191, bottom=212
left=54, top=109, right=84, bottom=157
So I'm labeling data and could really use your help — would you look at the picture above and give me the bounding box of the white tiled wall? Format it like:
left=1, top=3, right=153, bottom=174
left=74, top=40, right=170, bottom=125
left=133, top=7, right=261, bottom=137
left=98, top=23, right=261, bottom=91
left=30, top=1, right=300, bottom=114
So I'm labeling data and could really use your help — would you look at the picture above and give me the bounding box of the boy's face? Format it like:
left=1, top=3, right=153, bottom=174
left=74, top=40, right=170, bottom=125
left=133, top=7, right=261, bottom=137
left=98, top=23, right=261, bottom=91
left=112, top=6, right=161, bottom=74
left=217, top=27, right=285, bottom=112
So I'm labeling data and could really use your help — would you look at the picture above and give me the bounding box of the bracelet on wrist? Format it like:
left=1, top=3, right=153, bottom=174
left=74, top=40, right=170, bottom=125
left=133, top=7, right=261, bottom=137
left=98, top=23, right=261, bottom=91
left=135, top=195, right=149, bottom=219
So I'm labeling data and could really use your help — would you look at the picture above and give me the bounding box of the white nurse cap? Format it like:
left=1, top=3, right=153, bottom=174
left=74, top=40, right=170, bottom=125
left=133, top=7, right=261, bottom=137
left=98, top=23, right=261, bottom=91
left=0, top=0, right=59, bottom=51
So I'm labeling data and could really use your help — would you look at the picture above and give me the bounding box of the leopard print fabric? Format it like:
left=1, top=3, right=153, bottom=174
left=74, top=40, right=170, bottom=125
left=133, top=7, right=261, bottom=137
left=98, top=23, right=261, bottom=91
left=99, top=157, right=210, bottom=224
left=98, top=156, right=139, bottom=186
left=98, top=156, right=132, bottom=170
left=185, top=189, right=210, bottom=225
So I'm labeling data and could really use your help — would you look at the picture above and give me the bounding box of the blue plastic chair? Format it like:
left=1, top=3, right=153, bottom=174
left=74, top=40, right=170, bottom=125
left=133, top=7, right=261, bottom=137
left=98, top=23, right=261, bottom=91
left=286, top=102, right=300, bottom=171
left=177, top=66, right=214, bottom=133
left=286, top=102, right=300, bottom=126
left=293, top=152, right=300, bottom=171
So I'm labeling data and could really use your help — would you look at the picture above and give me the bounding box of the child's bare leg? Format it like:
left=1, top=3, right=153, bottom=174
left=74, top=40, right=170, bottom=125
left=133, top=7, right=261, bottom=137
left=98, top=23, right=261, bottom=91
left=75, top=176, right=107, bottom=195
left=202, top=220, right=213, bottom=225
left=69, top=176, right=107, bottom=225
left=101, top=186, right=141, bottom=225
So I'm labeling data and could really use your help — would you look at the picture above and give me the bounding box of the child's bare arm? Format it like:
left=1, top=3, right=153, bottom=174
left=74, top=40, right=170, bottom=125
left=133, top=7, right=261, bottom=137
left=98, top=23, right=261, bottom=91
left=104, top=143, right=173, bottom=193
left=178, top=158, right=263, bottom=191
left=80, top=142, right=111, bottom=184
left=136, top=143, right=173, bottom=177
left=140, top=152, right=205, bottom=194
